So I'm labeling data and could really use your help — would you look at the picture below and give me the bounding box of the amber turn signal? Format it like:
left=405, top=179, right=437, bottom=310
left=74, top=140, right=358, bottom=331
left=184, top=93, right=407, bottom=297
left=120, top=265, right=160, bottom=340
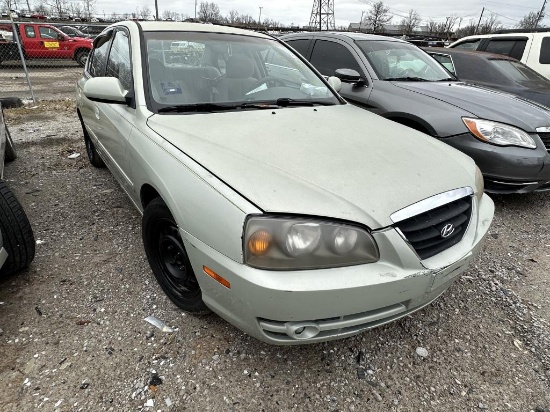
left=248, top=230, right=272, bottom=255
left=203, top=266, right=230, bottom=289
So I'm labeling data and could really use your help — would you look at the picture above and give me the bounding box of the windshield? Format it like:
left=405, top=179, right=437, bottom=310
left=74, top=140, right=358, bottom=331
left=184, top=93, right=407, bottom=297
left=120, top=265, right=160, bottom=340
left=143, top=31, right=339, bottom=111
left=355, top=40, right=455, bottom=81
left=489, top=59, right=549, bottom=83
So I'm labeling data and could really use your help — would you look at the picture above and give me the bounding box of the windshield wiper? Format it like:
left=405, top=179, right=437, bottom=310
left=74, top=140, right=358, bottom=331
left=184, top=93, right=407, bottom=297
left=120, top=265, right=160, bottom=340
left=158, top=103, right=236, bottom=113
left=384, top=77, right=430, bottom=82
left=436, top=77, right=458, bottom=82
left=276, top=98, right=333, bottom=107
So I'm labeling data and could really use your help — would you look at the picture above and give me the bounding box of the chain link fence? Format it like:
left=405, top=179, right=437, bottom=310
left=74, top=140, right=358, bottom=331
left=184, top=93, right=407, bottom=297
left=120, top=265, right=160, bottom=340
left=0, top=20, right=105, bottom=101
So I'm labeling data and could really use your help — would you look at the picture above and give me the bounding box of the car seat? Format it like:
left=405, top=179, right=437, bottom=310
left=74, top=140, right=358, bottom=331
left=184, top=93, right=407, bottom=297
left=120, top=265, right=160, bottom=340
left=215, top=55, right=257, bottom=101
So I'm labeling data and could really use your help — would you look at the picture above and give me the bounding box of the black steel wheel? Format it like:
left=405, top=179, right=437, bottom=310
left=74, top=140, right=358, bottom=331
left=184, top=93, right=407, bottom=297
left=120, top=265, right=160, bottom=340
left=76, top=50, right=89, bottom=67
left=79, top=116, right=105, bottom=168
left=142, top=198, right=209, bottom=314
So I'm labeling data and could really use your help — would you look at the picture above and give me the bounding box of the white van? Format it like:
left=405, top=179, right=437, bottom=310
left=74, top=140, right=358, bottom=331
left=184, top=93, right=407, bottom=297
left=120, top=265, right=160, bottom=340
left=448, top=31, right=550, bottom=79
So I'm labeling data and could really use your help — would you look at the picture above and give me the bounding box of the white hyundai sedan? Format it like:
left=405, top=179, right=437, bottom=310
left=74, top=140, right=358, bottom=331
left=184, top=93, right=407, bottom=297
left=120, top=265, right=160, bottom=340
left=76, top=21, right=494, bottom=345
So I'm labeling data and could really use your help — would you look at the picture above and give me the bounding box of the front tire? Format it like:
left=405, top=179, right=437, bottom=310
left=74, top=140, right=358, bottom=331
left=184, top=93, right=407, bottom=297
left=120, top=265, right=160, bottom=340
left=79, top=118, right=105, bottom=168
left=76, top=50, right=89, bottom=67
left=0, top=180, right=35, bottom=277
left=142, top=198, right=209, bottom=314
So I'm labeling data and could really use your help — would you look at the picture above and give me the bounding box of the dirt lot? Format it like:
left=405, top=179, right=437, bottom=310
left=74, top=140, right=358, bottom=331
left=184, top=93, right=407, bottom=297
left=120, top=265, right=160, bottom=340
left=0, top=64, right=83, bottom=101
left=0, top=100, right=549, bottom=411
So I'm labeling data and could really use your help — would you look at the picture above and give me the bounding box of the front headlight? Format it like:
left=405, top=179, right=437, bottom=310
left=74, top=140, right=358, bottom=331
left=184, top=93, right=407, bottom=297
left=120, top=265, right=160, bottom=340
left=244, top=216, right=379, bottom=270
left=462, top=117, right=536, bottom=149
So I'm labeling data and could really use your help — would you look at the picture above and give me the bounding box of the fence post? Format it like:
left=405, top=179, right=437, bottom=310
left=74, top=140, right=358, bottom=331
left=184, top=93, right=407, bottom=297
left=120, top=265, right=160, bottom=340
left=9, top=16, right=36, bottom=103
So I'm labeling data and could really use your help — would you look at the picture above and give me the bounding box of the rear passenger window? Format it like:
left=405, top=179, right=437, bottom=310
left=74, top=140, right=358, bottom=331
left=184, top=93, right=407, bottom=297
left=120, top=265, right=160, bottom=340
left=310, top=40, right=362, bottom=77
left=452, top=39, right=482, bottom=50
left=485, top=39, right=527, bottom=60
left=539, top=37, right=550, bottom=64
left=285, top=39, right=311, bottom=57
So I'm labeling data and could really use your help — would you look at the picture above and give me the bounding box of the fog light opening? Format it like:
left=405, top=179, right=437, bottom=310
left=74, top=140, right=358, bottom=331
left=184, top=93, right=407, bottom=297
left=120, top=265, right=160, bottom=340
left=285, top=322, right=320, bottom=340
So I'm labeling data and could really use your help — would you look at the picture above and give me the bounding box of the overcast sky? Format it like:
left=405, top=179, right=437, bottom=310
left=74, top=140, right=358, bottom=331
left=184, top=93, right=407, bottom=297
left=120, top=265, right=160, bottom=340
left=94, top=0, right=548, bottom=28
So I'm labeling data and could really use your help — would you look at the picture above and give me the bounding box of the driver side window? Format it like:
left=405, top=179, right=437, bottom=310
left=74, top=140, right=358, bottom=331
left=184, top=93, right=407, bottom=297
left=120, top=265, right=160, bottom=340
left=310, top=40, right=362, bottom=77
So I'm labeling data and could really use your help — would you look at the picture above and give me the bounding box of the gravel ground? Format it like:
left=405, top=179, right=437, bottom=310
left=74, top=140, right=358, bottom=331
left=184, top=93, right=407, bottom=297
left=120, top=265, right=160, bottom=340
left=1, top=99, right=549, bottom=411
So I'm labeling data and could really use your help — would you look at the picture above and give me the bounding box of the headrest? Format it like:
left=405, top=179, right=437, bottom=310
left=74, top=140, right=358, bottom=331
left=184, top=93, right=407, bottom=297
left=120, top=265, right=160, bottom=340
left=226, top=55, right=254, bottom=78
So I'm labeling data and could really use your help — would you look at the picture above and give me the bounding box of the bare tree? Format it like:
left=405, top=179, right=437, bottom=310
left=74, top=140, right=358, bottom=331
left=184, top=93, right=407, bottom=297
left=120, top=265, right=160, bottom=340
left=45, top=0, right=68, bottom=17
left=363, top=1, right=392, bottom=33
left=262, top=17, right=280, bottom=28
left=81, top=0, right=95, bottom=20
left=239, top=13, right=255, bottom=26
left=227, top=9, right=239, bottom=24
left=161, top=9, right=178, bottom=20
left=454, top=22, right=477, bottom=38
left=399, top=9, right=421, bottom=35
left=517, top=11, right=545, bottom=29
left=198, top=1, right=221, bottom=23
left=478, top=13, right=503, bottom=34
left=33, top=0, right=49, bottom=15
left=138, top=5, right=151, bottom=20
left=68, top=2, right=82, bottom=17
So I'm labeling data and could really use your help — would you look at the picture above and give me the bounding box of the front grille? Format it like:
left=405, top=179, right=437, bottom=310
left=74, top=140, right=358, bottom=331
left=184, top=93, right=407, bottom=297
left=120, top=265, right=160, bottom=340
left=395, top=196, right=472, bottom=260
left=538, top=132, right=550, bottom=151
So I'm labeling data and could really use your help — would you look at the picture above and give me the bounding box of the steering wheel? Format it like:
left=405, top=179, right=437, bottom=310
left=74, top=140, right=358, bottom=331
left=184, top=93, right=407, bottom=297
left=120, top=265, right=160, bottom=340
left=246, top=76, right=286, bottom=94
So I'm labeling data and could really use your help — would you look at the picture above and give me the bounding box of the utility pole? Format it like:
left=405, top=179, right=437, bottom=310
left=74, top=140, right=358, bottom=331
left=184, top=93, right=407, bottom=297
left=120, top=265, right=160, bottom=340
left=194, top=0, right=197, bottom=19
left=154, top=0, right=158, bottom=20
left=258, top=6, right=262, bottom=25
left=535, top=0, right=547, bottom=28
left=359, top=10, right=364, bottom=32
left=474, top=7, right=484, bottom=35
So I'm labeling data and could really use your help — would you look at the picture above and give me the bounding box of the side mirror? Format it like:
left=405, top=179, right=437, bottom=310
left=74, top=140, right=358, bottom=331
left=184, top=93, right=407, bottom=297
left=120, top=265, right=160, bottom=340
left=327, top=76, right=342, bottom=92
left=83, top=77, right=127, bottom=104
left=57, top=33, right=66, bottom=41
left=335, top=68, right=367, bottom=86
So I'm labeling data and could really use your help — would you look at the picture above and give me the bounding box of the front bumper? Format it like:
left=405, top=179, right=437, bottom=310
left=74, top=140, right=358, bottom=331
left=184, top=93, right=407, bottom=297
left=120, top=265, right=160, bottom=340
left=443, top=133, right=550, bottom=193
left=183, top=194, right=494, bottom=345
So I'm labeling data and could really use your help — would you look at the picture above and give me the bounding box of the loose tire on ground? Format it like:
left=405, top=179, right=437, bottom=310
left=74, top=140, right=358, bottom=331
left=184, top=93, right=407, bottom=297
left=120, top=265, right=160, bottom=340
left=142, top=198, right=210, bottom=314
left=0, top=179, right=35, bottom=277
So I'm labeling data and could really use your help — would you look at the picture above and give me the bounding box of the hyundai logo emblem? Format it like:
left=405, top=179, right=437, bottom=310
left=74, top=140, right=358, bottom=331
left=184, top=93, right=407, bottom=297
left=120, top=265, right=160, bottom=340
left=440, top=223, right=455, bottom=238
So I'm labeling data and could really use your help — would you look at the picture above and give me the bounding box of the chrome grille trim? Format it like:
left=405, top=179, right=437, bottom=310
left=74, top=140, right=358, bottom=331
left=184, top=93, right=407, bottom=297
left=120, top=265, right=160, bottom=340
left=390, top=187, right=473, bottom=224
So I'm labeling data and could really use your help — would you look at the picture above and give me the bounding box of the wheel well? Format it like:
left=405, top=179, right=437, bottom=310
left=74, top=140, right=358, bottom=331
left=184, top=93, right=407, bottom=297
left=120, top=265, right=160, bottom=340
left=141, top=184, right=161, bottom=209
left=389, top=117, right=431, bottom=135
left=74, top=47, right=89, bottom=58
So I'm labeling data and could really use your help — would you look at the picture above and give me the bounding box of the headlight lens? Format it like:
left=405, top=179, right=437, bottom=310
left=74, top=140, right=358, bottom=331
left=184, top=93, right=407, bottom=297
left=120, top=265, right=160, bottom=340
left=244, top=216, right=379, bottom=270
left=463, top=118, right=536, bottom=149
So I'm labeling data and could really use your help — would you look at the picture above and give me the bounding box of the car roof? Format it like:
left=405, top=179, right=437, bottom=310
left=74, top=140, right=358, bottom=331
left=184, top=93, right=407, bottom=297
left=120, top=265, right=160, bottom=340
left=128, top=21, right=271, bottom=39
left=283, top=31, right=405, bottom=43
left=424, top=47, right=518, bottom=61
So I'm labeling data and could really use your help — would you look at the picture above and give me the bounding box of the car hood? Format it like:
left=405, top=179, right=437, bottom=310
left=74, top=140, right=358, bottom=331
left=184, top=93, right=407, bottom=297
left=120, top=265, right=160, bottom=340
left=393, top=81, right=550, bottom=132
left=147, top=104, right=475, bottom=229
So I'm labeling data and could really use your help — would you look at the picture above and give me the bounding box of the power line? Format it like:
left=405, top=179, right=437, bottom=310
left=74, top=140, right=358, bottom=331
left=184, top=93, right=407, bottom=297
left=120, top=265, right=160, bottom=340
left=483, top=0, right=539, bottom=10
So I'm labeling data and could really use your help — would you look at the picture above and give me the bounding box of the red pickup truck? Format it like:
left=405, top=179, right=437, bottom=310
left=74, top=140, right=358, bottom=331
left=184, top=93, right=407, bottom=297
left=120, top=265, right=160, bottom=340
left=0, top=23, right=93, bottom=67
